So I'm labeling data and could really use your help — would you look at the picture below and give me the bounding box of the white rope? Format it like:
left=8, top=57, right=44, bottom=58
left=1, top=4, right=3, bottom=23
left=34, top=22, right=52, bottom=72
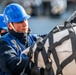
left=10, top=23, right=17, bottom=32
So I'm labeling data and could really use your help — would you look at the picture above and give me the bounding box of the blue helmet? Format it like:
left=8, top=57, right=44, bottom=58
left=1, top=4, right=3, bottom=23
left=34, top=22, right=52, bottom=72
left=3, top=3, right=31, bottom=23
left=0, top=14, right=8, bottom=30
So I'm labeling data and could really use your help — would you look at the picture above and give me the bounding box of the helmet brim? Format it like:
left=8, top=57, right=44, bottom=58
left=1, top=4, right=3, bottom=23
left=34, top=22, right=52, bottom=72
left=8, top=14, right=31, bottom=23
left=0, top=27, right=8, bottom=30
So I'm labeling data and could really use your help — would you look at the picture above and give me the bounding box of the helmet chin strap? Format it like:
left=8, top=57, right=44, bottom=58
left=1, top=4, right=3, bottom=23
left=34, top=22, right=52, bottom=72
left=10, top=23, right=17, bottom=32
